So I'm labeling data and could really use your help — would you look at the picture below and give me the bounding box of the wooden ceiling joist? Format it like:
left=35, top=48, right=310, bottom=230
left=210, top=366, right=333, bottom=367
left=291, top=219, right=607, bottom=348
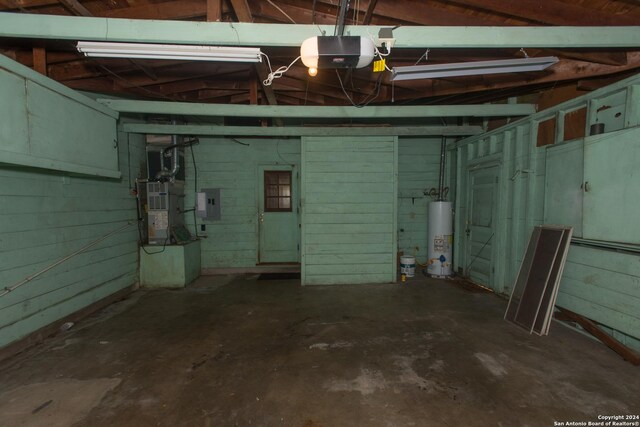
left=2, top=1, right=640, bottom=106
left=102, top=1, right=208, bottom=20
left=57, top=0, right=91, bottom=17
left=446, top=0, right=640, bottom=26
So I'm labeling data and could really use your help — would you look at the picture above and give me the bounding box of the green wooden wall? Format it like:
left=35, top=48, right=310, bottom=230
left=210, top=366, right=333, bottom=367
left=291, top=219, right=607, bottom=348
left=183, top=137, right=301, bottom=269
left=301, top=136, right=398, bottom=285
left=397, top=137, right=442, bottom=262
left=0, top=127, right=145, bottom=348
left=452, top=73, right=640, bottom=351
left=186, top=136, right=441, bottom=273
left=0, top=54, right=120, bottom=178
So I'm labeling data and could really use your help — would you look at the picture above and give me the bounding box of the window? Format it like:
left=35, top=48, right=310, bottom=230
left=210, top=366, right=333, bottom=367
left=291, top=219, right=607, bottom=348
left=264, top=170, right=292, bottom=212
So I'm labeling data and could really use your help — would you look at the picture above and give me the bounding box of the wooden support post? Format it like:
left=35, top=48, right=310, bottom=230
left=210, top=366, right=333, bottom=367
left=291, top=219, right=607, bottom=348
left=249, top=69, right=259, bottom=105
left=558, top=308, right=640, bottom=366
left=207, top=0, right=222, bottom=22
left=33, top=46, right=47, bottom=76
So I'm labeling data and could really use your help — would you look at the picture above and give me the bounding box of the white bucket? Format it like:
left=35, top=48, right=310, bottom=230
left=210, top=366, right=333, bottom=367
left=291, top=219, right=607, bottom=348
left=400, top=255, right=416, bottom=278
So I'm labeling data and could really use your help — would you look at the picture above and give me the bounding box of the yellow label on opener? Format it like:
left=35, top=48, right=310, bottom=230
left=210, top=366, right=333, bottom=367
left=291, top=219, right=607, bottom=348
left=373, top=59, right=386, bottom=72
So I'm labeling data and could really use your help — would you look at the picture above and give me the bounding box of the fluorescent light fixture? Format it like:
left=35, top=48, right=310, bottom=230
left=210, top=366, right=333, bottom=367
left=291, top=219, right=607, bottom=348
left=391, top=56, right=559, bottom=81
left=77, top=41, right=262, bottom=62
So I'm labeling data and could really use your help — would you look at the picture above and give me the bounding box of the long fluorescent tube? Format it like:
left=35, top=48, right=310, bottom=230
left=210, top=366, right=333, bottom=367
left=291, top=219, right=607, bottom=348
left=77, top=41, right=262, bottom=62
left=391, top=56, right=559, bottom=81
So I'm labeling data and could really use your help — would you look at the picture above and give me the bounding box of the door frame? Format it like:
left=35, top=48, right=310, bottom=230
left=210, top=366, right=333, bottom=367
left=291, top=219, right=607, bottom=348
left=256, top=163, right=300, bottom=264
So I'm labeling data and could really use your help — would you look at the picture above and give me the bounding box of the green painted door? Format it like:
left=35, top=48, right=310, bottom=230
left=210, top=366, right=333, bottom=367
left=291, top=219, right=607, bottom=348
left=258, top=165, right=300, bottom=263
left=465, top=165, right=500, bottom=289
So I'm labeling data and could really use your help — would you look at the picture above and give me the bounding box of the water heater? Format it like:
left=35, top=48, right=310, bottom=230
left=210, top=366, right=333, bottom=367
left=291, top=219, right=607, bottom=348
left=427, top=201, right=453, bottom=278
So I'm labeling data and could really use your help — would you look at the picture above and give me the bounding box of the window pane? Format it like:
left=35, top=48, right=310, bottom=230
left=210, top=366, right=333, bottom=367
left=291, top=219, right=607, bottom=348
left=267, top=185, right=278, bottom=197
left=279, top=172, right=291, bottom=184
left=266, top=198, right=278, bottom=209
left=279, top=185, right=291, bottom=197
left=265, top=172, right=277, bottom=184
left=279, top=197, right=291, bottom=209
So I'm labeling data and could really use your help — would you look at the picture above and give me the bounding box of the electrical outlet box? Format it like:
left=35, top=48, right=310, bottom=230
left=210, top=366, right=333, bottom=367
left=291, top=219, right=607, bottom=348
left=196, top=188, right=221, bottom=221
left=378, top=28, right=395, bottom=49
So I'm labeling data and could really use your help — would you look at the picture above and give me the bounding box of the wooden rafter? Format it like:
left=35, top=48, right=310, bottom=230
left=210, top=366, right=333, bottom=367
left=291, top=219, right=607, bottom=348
left=102, top=0, right=208, bottom=20
left=445, top=0, right=640, bottom=26
left=312, top=0, right=518, bottom=25
left=387, top=52, right=640, bottom=104
left=228, top=0, right=280, bottom=107
left=32, top=46, right=46, bottom=75
left=57, top=0, right=91, bottom=16
left=362, top=0, right=379, bottom=25
left=207, top=0, right=222, bottom=21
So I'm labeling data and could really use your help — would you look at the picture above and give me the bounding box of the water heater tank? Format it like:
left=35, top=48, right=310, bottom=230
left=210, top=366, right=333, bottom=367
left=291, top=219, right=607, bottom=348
left=427, top=201, right=453, bottom=278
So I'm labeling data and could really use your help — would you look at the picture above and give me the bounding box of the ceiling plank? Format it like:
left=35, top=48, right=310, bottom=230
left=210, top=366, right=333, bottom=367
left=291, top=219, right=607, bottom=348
left=147, top=79, right=249, bottom=95
left=63, top=77, right=117, bottom=91
left=101, top=0, right=207, bottom=19
left=445, top=0, right=640, bottom=26
left=251, top=0, right=334, bottom=24
left=198, top=88, right=245, bottom=99
left=544, top=49, right=629, bottom=66
left=315, top=0, right=510, bottom=26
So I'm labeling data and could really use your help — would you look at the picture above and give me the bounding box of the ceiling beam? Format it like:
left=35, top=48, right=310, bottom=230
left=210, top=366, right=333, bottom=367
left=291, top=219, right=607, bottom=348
left=122, top=123, right=484, bottom=136
left=98, top=99, right=536, bottom=117
left=1, top=14, right=639, bottom=48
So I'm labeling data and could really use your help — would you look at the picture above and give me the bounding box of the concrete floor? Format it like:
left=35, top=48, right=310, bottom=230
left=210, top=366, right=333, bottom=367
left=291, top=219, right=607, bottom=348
left=0, top=275, right=638, bottom=427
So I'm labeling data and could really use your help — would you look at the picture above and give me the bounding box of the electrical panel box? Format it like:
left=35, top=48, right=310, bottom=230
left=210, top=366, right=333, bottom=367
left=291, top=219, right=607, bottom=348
left=196, top=188, right=221, bottom=221
left=147, top=181, right=185, bottom=244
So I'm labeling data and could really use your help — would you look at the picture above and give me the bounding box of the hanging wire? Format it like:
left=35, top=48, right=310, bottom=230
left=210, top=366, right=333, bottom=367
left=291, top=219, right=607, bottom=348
left=414, top=48, right=430, bottom=65
left=262, top=54, right=301, bottom=86
left=335, top=70, right=383, bottom=108
left=519, top=48, right=530, bottom=58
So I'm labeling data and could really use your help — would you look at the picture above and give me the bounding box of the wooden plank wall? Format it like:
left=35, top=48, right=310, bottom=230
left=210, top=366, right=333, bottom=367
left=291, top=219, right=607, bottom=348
left=397, top=138, right=441, bottom=263
left=452, top=73, right=640, bottom=351
left=183, top=137, right=301, bottom=268
left=0, top=55, right=120, bottom=178
left=0, top=128, right=145, bottom=348
left=301, top=136, right=398, bottom=285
